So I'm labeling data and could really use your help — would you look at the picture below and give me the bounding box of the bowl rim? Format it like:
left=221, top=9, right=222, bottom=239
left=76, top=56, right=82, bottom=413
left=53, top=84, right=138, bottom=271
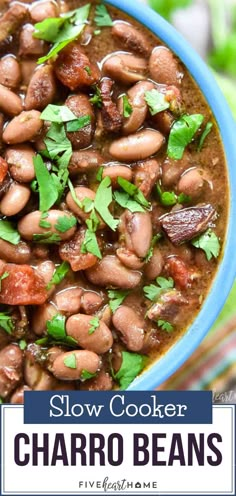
left=105, top=0, right=236, bottom=390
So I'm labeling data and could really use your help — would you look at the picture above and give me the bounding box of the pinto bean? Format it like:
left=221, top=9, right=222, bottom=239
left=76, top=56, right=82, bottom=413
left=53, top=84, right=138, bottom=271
left=112, top=21, right=151, bottom=56
left=66, top=314, right=113, bottom=354
left=66, top=186, right=99, bottom=224
left=109, top=129, right=164, bottom=162
left=99, top=305, right=112, bottom=327
left=65, top=94, right=95, bottom=149
left=161, top=153, right=191, bottom=187
left=18, top=210, right=77, bottom=241
left=145, top=247, right=164, bottom=280
left=46, top=346, right=64, bottom=369
left=178, top=168, right=204, bottom=199
left=3, top=110, right=43, bottom=145
left=31, top=1, right=59, bottom=22
left=120, top=210, right=152, bottom=258
left=85, top=255, right=142, bottom=289
left=10, top=385, right=31, bottom=404
left=19, top=24, right=47, bottom=56
left=118, top=81, right=154, bottom=135
left=21, top=59, right=38, bottom=86
left=0, top=182, right=30, bottom=216
left=0, top=239, right=31, bottom=264
left=0, top=344, right=23, bottom=397
left=54, top=288, right=83, bottom=316
left=103, top=53, right=147, bottom=84
left=0, top=84, right=23, bottom=117
left=69, top=150, right=103, bottom=175
left=152, top=110, right=174, bottom=135
left=149, top=47, right=181, bottom=86
left=116, top=247, right=144, bottom=270
left=134, top=159, right=160, bottom=197
left=102, top=164, right=132, bottom=187
left=81, top=291, right=103, bottom=314
left=25, top=65, right=57, bottom=111
left=0, top=56, right=21, bottom=89
left=80, top=370, right=113, bottom=391
left=52, top=350, right=100, bottom=381
left=36, top=260, right=55, bottom=286
left=5, top=145, right=36, bottom=182
left=0, top=3, right=27, bottom=43
left=31, top=302, right=57, bottom=336
left=54, top=42, right=100, bottom=90
left=59, top=228, right=99, bottom=271
left=112, top=305, right=145, bottom=351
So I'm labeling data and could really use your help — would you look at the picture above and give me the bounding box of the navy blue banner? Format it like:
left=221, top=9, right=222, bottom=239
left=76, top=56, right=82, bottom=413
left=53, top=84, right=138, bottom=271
left=24, top=391, right=212, bottom=424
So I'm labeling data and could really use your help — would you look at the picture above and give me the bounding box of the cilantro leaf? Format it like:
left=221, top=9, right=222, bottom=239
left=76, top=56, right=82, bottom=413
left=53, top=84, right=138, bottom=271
left=122, top=95, right=133, bottom=118
left=44, top=122, right=72, bottom=169
left=192, top=229, right=220, bottom=261
left=66, top=115, right=91, bottom=132
left=90, top=86, right=102, bottom=108
left=19, top=339, right=27, bottom=350
left=0, top=313, right=14, bottom=334
left=54, top=215, right=77, bottom=233
left=157, top=183, right=177, bottom=207
left=94, top=4, right=113, bottom=27
left=0, top=220, right=20, bottom=245
left=108, top=289, right=130, bottom=313
left=96, top=167, right=104, bottom=182
left=41, top=104, right=77, bottom=123
left=114, top=351, right=147, bottom=389
left=81, top=369, right=97, bottom=380
left=68, top=179, right=83, bottom=209
left=81, top=229, right=102, bottom=259
left=117, top=177, right=150, bottom=210
left=88, top=316, right=100, bottom=335
left=33, top=155, right=59, bottom=211
left=33, top=232, right=61, bottom=244
left=157, top=320, right=174, bottom=333
left=198, top=122, right=213, bottom=151
left=167, top=114, right=204, bottom=160
left=144, top=234, right=162, bottom=263
left=113, top=190, right=145, bottom=213
left=46, top=261, right=70, bottom=290
left=64, top=353, right=77, bottom=369
left=145, top=89, right=170, bottom=115
left=0, top=272, right=9, bottom=291
left=94, top=177, right=119, bottom=231
left=177, top=192, right=191, bottom=204
left=46, top=314, right=77, bottom=347
left=144, top=277, right=174, bottom=301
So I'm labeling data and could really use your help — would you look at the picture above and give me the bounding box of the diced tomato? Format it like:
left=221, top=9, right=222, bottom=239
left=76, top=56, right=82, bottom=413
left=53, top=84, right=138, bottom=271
left=0, top=261, right=48, bottom=305
left=0, top=157, right=8, bottom=184
left=54, top=42, right=100, bottom=91
left=59, top=229, right=98, bottom=272
left=165, top=256, right=197, bottom=290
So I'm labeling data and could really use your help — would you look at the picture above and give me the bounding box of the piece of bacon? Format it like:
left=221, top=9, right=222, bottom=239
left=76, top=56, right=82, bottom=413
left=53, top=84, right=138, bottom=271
left=0, top=157, right=8, bottom=184
left=99, top=78, right=122, bottom=133
left=165, top=256, right=199, bottom=290
left=0, top=260, right=47, bottom=305
left=54, top=42, right=100, bottom=91
left=59, top=228, right=99, bottom=272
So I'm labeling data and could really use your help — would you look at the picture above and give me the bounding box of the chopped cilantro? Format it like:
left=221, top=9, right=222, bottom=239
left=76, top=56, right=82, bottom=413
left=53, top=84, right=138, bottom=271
left=96, top=166, right=104, bottom=182
left=39, top=212, right=51, bottom=229
left=113, top=190, right=145, bottom=213
left=94, top=4, right=113, bottom=27
left=114, top=351, right=147, bottom=389
left=66, top=115, right=91, bottom=132
left=54, top=215, right=77, bottom=233
left=192, top=229, right=220, bottom=261
left=157, top=320, right=174, bottom=333
left=0, top=272, right=9, bottom=291
left=144, top=277, right=174, bottom=301
left=84, top=65, right=92, bottom=75
left=81, top=228, right=102, bottom=259
left=33, top=232, right=61, bottom=244
left=88, top=316, right=100, bottom=335
left=94, top=177, right=119, bottom=231
left=90, top=86, right=102, bottom=108
left=67, top=179, right=83, bottom=209
left=0, top=313, right=14, bottom=334
left=33, top=154, right=59, bottom=211
left=44, top=122, right=72, bottom=169
left=41, top=104, right=77, bottom=123
left=45, top=314, right=77, bottom=347
left=157, top=183, right=177, bottom=207
left=46, top=261, right=70, bottom=290
left=81, top=369, right=97, bottom=380
left=64, top=353, right=77, bottom=369
left=144, top=234, right=162, bottom=263
left=167, top=114, right=204, bottom=160
left=0, top=220, right=20, bottom=245
left=117, top=177, right=150, bottom=210
left=198, top=122, right=213, bottom=151
left=19, top=339, right=27, bottom=350
left=108, top=289, right=130, bottom=313
left=122, top=95, right=133, bottom=118
left=145, top=89, right=170, bottom=115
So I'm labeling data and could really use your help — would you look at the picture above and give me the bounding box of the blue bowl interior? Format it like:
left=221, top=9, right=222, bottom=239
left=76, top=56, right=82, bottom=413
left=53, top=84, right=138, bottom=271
left=105, top=0, right=236, bottom=390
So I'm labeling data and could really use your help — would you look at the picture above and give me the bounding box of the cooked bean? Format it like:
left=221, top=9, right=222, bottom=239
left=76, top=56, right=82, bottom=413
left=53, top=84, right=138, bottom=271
left=10, top=385, right=31, bottom=404
left=120, top=211, right=152, bottom=258
left=25, top=65, right=57, bottom=111
left=178, top=168, right=204, bottom=199
left=46, top=346, right=64, bottom=369
left=86, top=255, right=142, bottom=289
left=52, top=350, right=100, bottom=381
left=80, top=370, right=113, bottom=391
left=32, top=244, right=49, bottom=260
left=103, top=53, right=147, bottom=84
left=149, top=47, right=181, bottom=86
left=66, top=186, right=97, bottom=223
left=66, top=314, right=113, bottom=354
left=36, top=260, right=55, bottom=286
left=24, top=350, right=57, bottom=389
left=102, top=164, right=132, bottom=187
left=116, top=247, right=144, bottom=269
left=18, top=210, right=77, bottom=241
left=0, top=344, right=23, bottom=397
left=0, top=182, right=30, bottom=216
left=54, top=287, right=82, bottom=316
left=5, top=145, right=36, bottom=182
left=145, top=247, right=164, bottom=280
left=0, top=156, right=8, bottom=183
left=161, top=154, right=190, bottom=187
left=0, top=113, right=4, bottom=151
left=152, top=110, right=174, bottom=135
left=21, top=59, right=37, bottom=86
left=0, top=3, right=27, bottom=43
left=118, top=81, right=154, bottom=135
left=69, top=150, right=103, bottom=175
left=112, top=305, right=145, bottom=351
left=31, top=302, right=57, bottom=336
left=0, top=239, right=31, bottom=264
left=3, top=110, right=43, bottom=144
left=134, top=159, right=160, bottom=197
left=81, top=291, right=103, bottom=314
left=19, top=24, right=47, bottom=56
left=54, top=42, right=100, bottom=90
left=99, top=305, right=112, bottom=327
left=31, top=0, right=59, bottom=22
left=65, top=94, right=95, bottom=149
left=0, top=84, right=23, bottom=117
left=109, top=129, right=164, bottom=162
left=112, top=21, right=151, bottom=56
left=0, top=56, right=21, bottom=89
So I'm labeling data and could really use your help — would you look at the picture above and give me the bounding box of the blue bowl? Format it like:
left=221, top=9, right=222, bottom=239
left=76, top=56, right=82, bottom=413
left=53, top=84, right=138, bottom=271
left=105, top=0, right=236, bottom=390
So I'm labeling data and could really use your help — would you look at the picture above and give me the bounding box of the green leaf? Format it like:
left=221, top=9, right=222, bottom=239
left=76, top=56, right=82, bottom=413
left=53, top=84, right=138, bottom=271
left=198, top=122, right=213, bottom=151
left=0, top=313, right=14, bottom=334
left=19, top=339, right=27, bottom=350
left=167, top=114, right=204, bottom=160
left=39, top=212, right=51, bottom=229
left=117, top=177, right=150, bottom=209
left=66, top=115, right=91, bottom=132
left=145, top=89, right=170, bottom=115
left=86, top=210, right=100, bottom=232
left=82, top=197, right=94, bottom=213
left=0, top=220, right=20, bottom=245
left=64, top=353, right=77, bottom=369
left=144, top=277, right=174, bottom=301
left=81, top=229, right=102, bottom=259
left=148, top=0, right=193, bottom=21
left=157, top=183, right=177, bottom=207
left=94, top=177, right=119, bottom=231
left=113, top=190, right=145, bottom=213
left=44, top=122, right=72, bottom=168
left=144, top=234, right=162, bottom=263
left=46, top=261, right=70, bottom=290
left=122, top=95, right=133, bottom=118
left=90, top=86, right=102, bottom=108
left=81, top=369, right=97, bottom=380
left=114, top=351, right=147, bottom=389
left=177, top=192, right=191, bottom=204
left=68, top=179, right=83, bottom=209
left=41, top=104, right=77, bottom=123
left=33, top=232, right=62, bottom=244
left=47, top=314, right=67, bottom=340
left=54, top=215, right=77, bottom=233
left=33, top=155, right=59, bottom=211
left=88, top=316, right=100, bottom=335
left=96, top=167, right=104, bottom=182
left=33, top=17, right=65, bottom=42
left=0, top=272, right=9, bottom=291
left=157, top=320, right=174, bottom=333
left=94, top=4, right=113, bottom=27
left=191, top=229, right=220, bottom=261
left=108, top=289, right=130, bottom=313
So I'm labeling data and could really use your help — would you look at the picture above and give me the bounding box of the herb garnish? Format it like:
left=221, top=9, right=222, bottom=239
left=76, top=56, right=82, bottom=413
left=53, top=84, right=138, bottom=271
left=94, top=177, right=119, bottom=231
left=157, top=183, right=191, bottom=207
left=157, top=320, right=174, bottom=333
left=108, top=289, right=130, bottom=313
left=144, top=276, right=174, bottom=301
left=114, top=351, right=147, bottom=389
left=122, top=95, right=133, bottom=118
left=54, top=215, right=77, bottom=233
left=81, top=369, right=97, bottom=380
left=88, top=316, right=100, bottom=335
left=144, top=234, right=162, bottom=263
left=0, top=220, right=20, bottom=245
left=94, top=4, right=113, bottom=27
left=192, top=229, right=220, bottom=261
left=33, top=155, right=59, bottom=211
left=90, top=86, right=103, bottom=108
left=0, top=312, right=14, bottom=334
left=167, top=114, right=204, bottom=160
left=19, top=339, right=27, bottom=350
left=64, top=353, right=77, bottom=369
left=46, top=261, right=70, bottom=290
left=44, top=122, right=72, bottom=169
left=0, top=272, right=9, bottom=291
left=116, top=177, right=150, bottom=210
left=198, top=122, right=213, bottom=151
left=145, top=89, right=170, bottom=115
left=36, top=314, right=77, bottom=348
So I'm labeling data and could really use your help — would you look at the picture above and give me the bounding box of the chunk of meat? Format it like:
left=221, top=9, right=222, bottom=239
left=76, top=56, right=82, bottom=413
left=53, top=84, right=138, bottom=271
left=165, top=256, right=199, bottom=290
left=160, top=204, right=216, bottom=245
left=0, top=157, right=8, bottom=184
left=99, top=78, right=122, bottom=133
left=146, top=290, right=188, bottom=322
left=54, top=42, right=100, bottom=90
left=134, top=159, right=160, bottom=197
left=0, top=260, right=47, bottom=305
left=59, top=228, right=99, bottom=271
left=0, top=3, right=27, bottom=43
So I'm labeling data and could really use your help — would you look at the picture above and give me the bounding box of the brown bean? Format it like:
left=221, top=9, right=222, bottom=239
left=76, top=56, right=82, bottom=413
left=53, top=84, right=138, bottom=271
left=46, top=347, right=64, bottom=369
left=65, top=94, right=95, bottom=149
left=0, top=3, right=27, bottom=43
left=0, top=344, right=23, bottom=397
left=3, top=110, right=43, bottom=144
left=112, top=305, right=145, bottom=351
left=5, top=145, right=36, bottom=182
left=31, top=1, right=59, bottom=22
left=102, top=164, right=132, bottom=187
left=103, top=53, right=147, bottom=84
left=54, top=287, right=83, bottom=316
left=24, top=350, right=57, bottom=389
left=145, top=247, right=164, bottom=280
left=109, top=129, right=164, bottom=162
left=118, top=81, right=154, bottom=135
left=0, top=239, right=31, bottom=264
left=18, top=210, right=77, bottom=241
left=98, top=304, right=112, bottom=327
left=32, top=244, right=49, bottom=260
left=85, top=255, right=142, bottom=289
left=0, top=182, right=30, bottom=216
left=25, top=65, right=57, bottom=111
left=19, top=24, right=47, bottom=56
left=0, top=56, right=21, bottom=89
left=112, top=21, right=151, bottom=56
left=0, top=83, right=23, bottom=117
left=134, top=159, right=161, bottom=197
left=80, top=370, right=113, bottom=391
left=35, top=260, right=55, bottom=285
left=152, top=110, right=174, bottom=135
left=149, top=47, right=181, bottom=86
left=178, top=168, right=204, bottom=199
left=66, top=314, right=113, bottom=354
left=120, top=210, right=152, bottom=258
left=52, top=350, right=100, bottom=381
left=21, top=59, right=37, bottom=86
left=66, top=186, right=98, bottom=224
left=161, top=154, right=191, bottom=187
left=81, top=291, right=103, bottom=314
left=10, top=385, right=31, bottom=404
left=69, top=150, right=103, bottom=175
left=116, top=247, right=144, bottom=270
left=31, top=302, right=57, bottom=335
